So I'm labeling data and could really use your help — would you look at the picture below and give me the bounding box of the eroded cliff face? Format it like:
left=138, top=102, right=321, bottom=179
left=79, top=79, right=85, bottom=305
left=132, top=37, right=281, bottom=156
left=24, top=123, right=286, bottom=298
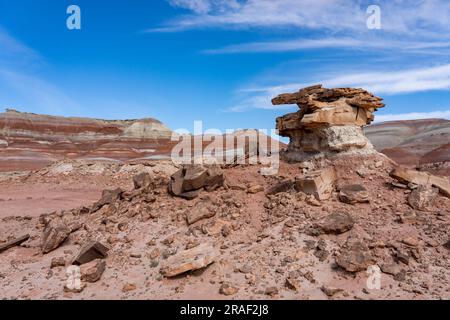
left=0, top=109, right=174, bottom=171
left=272, top=85, right=385, bottom=161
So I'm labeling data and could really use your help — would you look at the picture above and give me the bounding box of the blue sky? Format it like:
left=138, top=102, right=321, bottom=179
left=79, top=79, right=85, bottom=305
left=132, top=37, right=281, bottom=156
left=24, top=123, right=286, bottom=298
left=1, top=0, right=450, bottom=132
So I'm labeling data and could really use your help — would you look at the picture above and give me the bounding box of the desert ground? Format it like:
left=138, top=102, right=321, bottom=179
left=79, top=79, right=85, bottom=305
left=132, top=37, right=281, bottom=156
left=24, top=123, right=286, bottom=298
left=0, top=155, right=449, bottom=300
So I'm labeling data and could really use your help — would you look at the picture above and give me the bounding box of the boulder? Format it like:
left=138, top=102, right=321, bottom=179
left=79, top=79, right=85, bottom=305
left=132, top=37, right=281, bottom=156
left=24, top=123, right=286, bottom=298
left=336, top=238, right=374, bottom=273
left=295, top=167, right=336, bottom=200
left=80, top=259, right=106, bottom=282
left=51, top=257, right=66, bottom=268
left=204, top=167, right=225, bottom=192
left=71, top=241, right=109, bottom=265
left=133, top=172, right=151, bottom=189
left=41, top=218, right=71, bottom=254
left=380, top=262, right=405, bottom=278
left=93, top=188, right=123, bottom=211
left=169, top=165, right=224, bottom=200
left=408, top=185, right=438, bottom=211
left=312, top=212, right=355, bottom=235
left=183, top=166, right=209, bottom=191
left=160, top=243, right=218, bottom=277
left=339, top=184, right=370, bottom=204
left=186, top=201, right=216, bottom=225
left=169, top=169, right=185, bottom=196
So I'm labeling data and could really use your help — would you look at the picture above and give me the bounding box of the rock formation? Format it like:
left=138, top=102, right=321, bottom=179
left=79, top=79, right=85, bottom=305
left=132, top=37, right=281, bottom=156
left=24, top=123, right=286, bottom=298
left=272, top=85, right=385, bottom=161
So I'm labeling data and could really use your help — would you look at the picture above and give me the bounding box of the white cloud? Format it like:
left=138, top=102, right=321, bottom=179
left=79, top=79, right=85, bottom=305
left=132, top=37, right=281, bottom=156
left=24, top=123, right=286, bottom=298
left=324, top=64, right=450, bottom=95
left=204, top=38, right=364, bottom=54
left=204, top=37, right=450, bottom=55
left=168, top=0, right=240, bottom=14
left=168, top=0, right=212, bottom=14
left=152, top=0, right=365, bottom=32
left=160, top=0, right=450, bottom=37
left=374, top=110, right=450, bottom=123
left=229, top=64, right=450, bottom=111
left=154, top=0, right=450, bottom=59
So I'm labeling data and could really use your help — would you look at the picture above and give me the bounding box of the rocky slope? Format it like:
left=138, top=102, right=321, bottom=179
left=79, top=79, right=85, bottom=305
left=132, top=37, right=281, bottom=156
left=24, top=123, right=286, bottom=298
left=0, top=155, right=448, bottom=300
left=365, top=119, right=450, bottom=175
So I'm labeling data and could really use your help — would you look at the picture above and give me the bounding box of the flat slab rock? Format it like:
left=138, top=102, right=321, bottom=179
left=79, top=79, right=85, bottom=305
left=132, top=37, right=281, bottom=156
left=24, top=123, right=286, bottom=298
left=295, top=167, right=336, bottom=201
left=160, top=243, right=218, bottom=277
left=0, top=234, right=30, bottom=253
left=390, top=166, right=450, bottom=198
left=71, top=241, right=109, bottom=265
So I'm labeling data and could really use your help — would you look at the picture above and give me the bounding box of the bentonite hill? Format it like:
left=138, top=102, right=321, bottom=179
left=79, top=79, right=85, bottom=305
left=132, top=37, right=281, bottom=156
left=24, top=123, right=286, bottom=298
left=0, top=86, right=449, bottom=300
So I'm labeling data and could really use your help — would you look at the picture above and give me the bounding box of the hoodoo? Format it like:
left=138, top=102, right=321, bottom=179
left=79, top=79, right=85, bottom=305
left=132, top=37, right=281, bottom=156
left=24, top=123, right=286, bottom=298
left=272, top=85, right=385, bottom=161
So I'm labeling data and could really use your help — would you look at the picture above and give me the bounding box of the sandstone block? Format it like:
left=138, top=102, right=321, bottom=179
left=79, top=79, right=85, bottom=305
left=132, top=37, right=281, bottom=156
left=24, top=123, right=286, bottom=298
left=295, top=167, right=336, bottom=200
left=160, top=243, right=218, bottom=277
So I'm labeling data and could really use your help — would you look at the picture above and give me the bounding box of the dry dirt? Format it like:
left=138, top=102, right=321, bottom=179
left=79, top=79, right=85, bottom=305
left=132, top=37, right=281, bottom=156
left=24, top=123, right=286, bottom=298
left=0, top=155, right=449, bottom=300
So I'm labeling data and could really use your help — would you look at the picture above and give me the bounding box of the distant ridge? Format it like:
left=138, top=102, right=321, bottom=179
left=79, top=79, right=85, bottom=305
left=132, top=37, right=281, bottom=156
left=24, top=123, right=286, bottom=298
left=365, top=118, right=450, bottom=175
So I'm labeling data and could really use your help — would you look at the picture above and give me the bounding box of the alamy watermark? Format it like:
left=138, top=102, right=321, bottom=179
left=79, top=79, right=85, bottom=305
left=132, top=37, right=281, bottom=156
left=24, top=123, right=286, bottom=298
left=66, top=265, right=81, bottom=291
left=66, top=5, right=81, bottom=30
left=366, top=265, right=382, bottom=290
left=170, top=121, right=280, bottom=176
left=367, top=5, right=382, bottom=30
left=65, top=4, right=381, bottom=31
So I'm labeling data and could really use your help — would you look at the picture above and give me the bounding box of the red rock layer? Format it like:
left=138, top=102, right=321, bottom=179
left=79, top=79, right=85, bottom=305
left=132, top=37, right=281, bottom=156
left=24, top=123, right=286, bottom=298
left=0, top=109, right=174, bottom=171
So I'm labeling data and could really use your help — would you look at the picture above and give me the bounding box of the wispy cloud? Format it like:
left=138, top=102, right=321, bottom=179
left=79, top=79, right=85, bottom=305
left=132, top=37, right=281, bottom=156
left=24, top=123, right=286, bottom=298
left=228, top=64, right=450, bottom=111
left=156, top=0, right=450, bottom=37
left=204, top=37, right=450, bottom=55
left=168, top=0, right=212, bottom=14
left=204, top=38, right=364, bottom=54
left=0, top=26, right=43, bottom=68
left=374, top=110, right=450, bottom=123
left=324, top=64, right=450, bottom=95
left=150, top=0, right=365, bottom=33
left=152, top=0, right=450, bottom=61
left=0, top=69, right=79, bottom=114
